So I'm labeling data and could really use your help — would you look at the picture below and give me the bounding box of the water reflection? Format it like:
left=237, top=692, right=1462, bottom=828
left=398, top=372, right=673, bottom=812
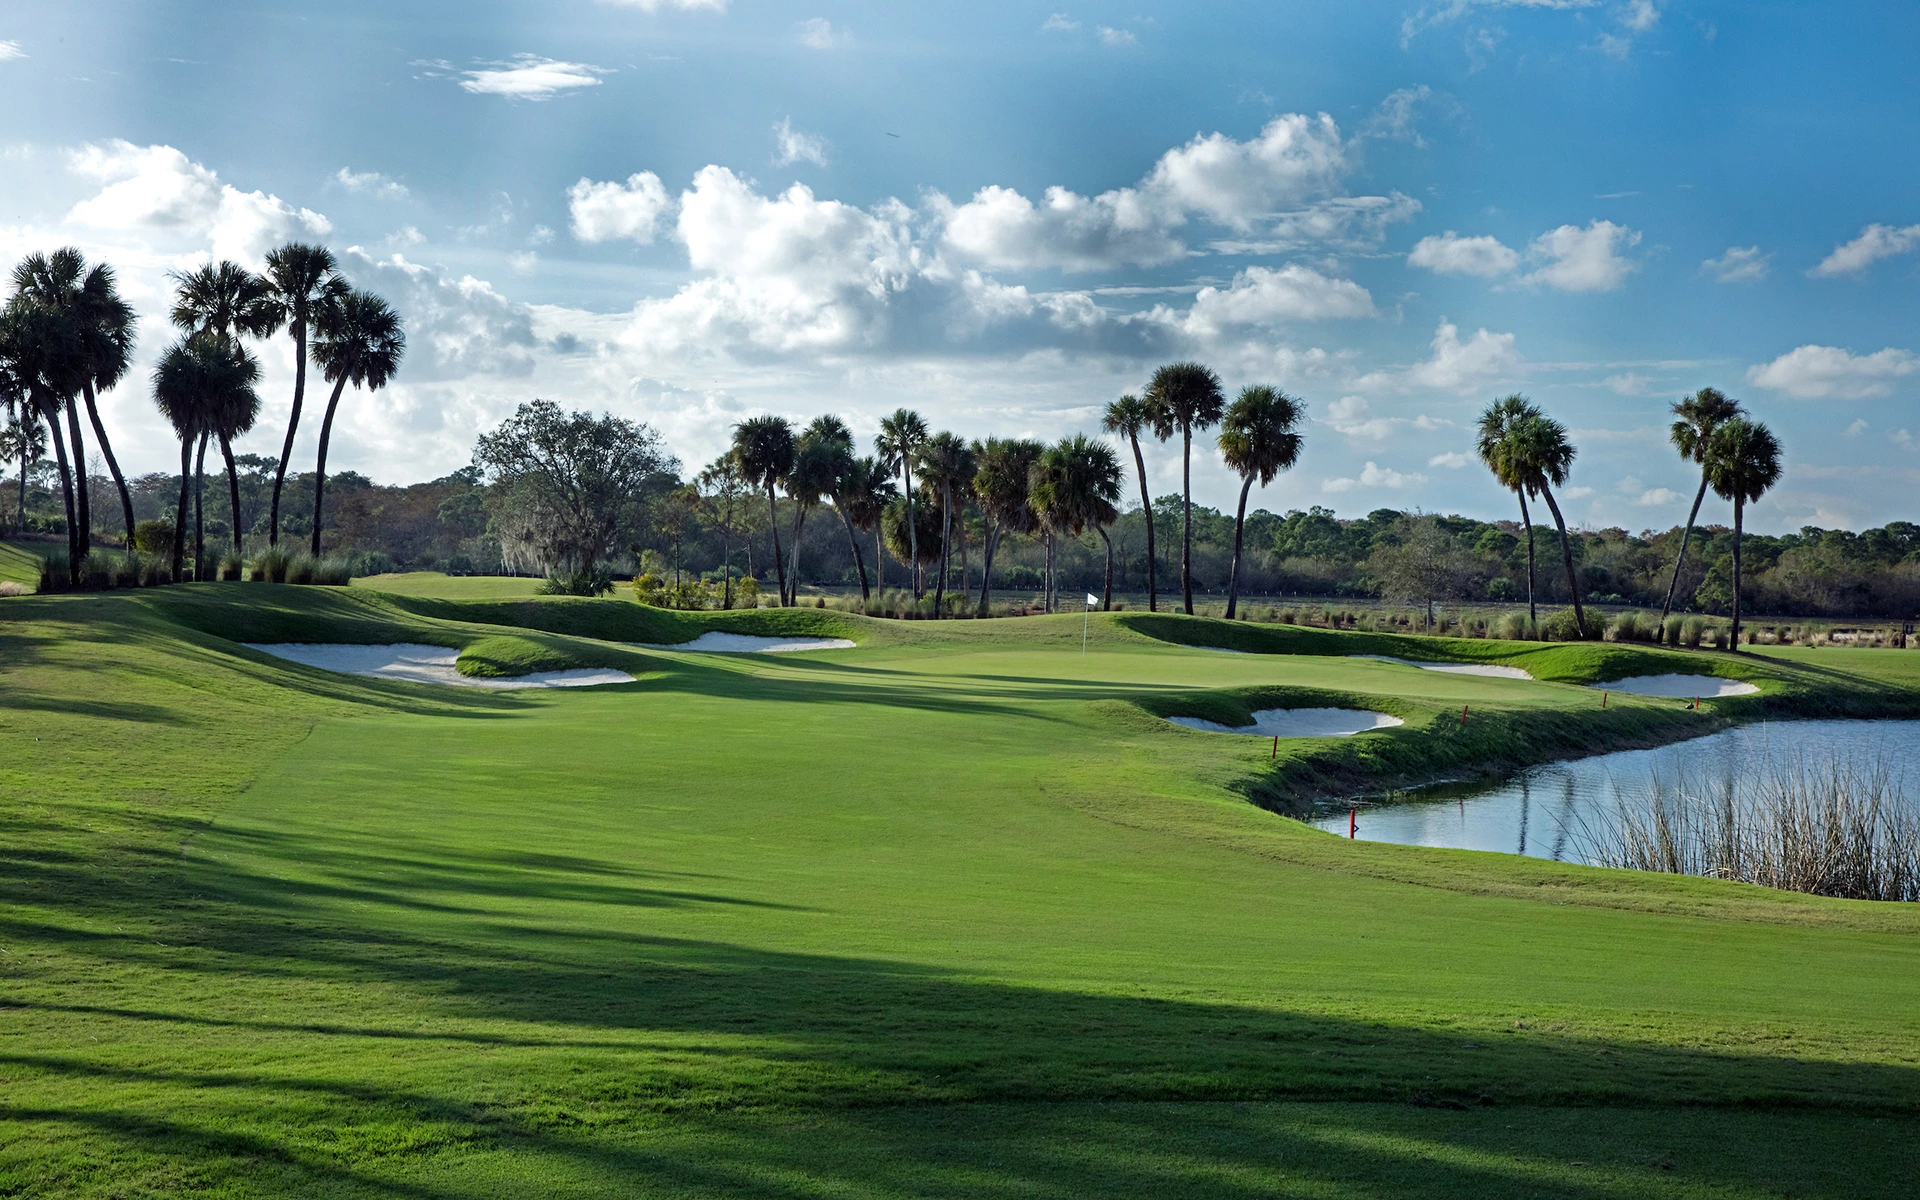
left=1309, top=720, right=1920, bottom=864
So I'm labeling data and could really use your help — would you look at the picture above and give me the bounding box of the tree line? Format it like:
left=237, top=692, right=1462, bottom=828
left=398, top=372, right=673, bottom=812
left=0, top=244, right=405, bottom=588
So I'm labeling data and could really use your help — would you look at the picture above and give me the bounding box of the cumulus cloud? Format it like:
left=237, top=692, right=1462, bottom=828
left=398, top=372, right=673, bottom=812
left=1144, top=113, right=1347, bottom=229
left=596, top=0, right=727, bottom=9
left=1324, top=396, right=1404, bottom=440
left=1172, top=265, right=1374, bottom=337
left=336, top=167, right=408, bottom=200
left=1041, top=13, right=1078, bottom=32
left=1407, top=230, right=1519, bottom=278
left=457, top=55, right=609, bottom=100
left=935, top=184, right=1184, bottom=271
left=1096, top=26, right=1136, bottom=46
left=1522, top=220, right=1640, bottom=291
left=1701, top=244, right=1769, bottom=284
left=1635, top=486, right=1681, bottom=505
left=797, top=18, right=845, bottom=49
left=773, top=117, right=829, bottom=167
left=64, top=140, right=330, bottom=265
left=1358, top=319, right=1519, bottom=394
left=568, top=172, right=673, bottom=243
left=1429, top=450, right=1472, bottom=468
left=1324, top=461, right=1426, bottom=493
left=1808, top=222, right=1920, bottom=278
left=1746, top=344, right=1919, bottom=400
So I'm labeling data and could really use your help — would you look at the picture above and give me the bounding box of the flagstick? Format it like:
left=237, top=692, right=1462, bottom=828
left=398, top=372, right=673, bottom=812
left=1083, top=597, right=1090, bottom=654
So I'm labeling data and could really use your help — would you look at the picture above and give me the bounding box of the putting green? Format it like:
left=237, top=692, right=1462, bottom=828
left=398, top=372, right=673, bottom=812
left=3, top=582, right=1919, bottom=1198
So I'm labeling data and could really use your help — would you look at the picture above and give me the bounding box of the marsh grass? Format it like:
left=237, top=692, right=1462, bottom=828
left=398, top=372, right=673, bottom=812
left=1577, top=755, right=1920, bottom=901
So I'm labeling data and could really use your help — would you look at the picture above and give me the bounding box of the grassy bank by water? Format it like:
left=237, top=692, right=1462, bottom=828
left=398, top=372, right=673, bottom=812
left=3, top=583, right=1919, bottom=1197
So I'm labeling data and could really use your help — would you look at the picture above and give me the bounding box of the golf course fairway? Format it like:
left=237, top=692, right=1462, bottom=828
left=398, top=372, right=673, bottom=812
left=4, top=581, right=1919, bottom=1198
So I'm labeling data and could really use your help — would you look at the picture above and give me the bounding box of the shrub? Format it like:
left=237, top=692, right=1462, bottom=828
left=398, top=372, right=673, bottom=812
left=251, top=545, right=291, bottom=583
left=285, top=553, right=317, bottom=586
left=36, top=548, right=69, bottom=593
left=132, top=519, right=174, bottom=555
left=735, top=575, right=761, bottom=608
left=1610, top=611, right=1648, bottom=643
left=218, top=551, right=244, bottom=581
left=137, top=555, right=172, bottom=587
left=537, top=567, right=612, bottom=596
left=1499, top=613, right=1535, bottom=641
left=1681, top=616, right=1706, bottom=649
left=313, top=556, right=355, bottom=586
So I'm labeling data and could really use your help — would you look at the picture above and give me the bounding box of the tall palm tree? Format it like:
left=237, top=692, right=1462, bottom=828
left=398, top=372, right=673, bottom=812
left=971, top=437, right=1043, bottom=617
left=875, top=409, right=929, bottom=597
left=1475, top=394, right=1542, bottom=623
left=1218, top=385, right=1305, bottom=619
left=1702, top=418, right=1782, bottom=646
left=153, top=335, right=258, bottom=581
left=308, top=290, right=405, bottom=557
left=1144, top=361, right=1225, bottom=615
left=1660, top=387, right=1745, bottom=623
left=0, top=358, right=46, bottom=537
left=914, top=431, right=975, bottom=615
left=842, top=456, right=894, bottom=606
left=1030, top=435, right=1122, bottom=612
left=731, top=415, right=795, bottom=606
left=0, top=298, right=85, bottom=582
left=261, top=243, right=347, bottom=547
left=1510, top=412, right=1588, bottom=637
left=783, top=422, right=842, bottom=606
left=803, top=417, right=876, bottom=605
left=170, top=261, right=281, bottom=342
left=208, top=350, right=264, bottom=557
left=1101, top=394, right=1157, bottom=613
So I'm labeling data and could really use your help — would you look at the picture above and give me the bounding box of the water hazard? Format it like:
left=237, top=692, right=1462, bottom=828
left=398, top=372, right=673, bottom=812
left=1309, top=719, right=1920, bottom=864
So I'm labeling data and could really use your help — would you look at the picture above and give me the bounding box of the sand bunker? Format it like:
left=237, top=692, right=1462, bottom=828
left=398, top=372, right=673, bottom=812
left=1167, top=708, right=1404, bottom=738
left=1356, top=655, right=1534, bottom=680
left=245, top=643, right=634, bottom=689
left=1594, top=674, right=1759, bottom=698
left=634, top=633, right=855, bottom=653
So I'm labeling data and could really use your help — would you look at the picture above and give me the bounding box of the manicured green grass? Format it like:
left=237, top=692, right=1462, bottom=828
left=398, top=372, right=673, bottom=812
left=0, top=539, right=43, bottom=591
left=352, top=571, right=549, bottom=599
left=3, top=585, right=1919, bottom=1197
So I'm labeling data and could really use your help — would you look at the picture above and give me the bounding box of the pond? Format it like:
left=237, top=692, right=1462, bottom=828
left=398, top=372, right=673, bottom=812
left=1308, top=719, right=1920, bottom=864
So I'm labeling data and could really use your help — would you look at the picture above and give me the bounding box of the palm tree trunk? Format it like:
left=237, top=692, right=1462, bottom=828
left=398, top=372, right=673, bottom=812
left=1046, top=531, right=1055, bottom=613
left=935, top=482, right=952, bottom=616
left=63, top=395, right=90, bottom=559
left=1098, top=526, right=1113, bottom=611
left=221, top=433, right=244, bottom=557
left=15, top=435, right=27, bottom=537
left=786, top=504, right=807, bottom=607
left=1661, top=473, right=1711, bottom=623
left=193, top=431, right=208, bottom=582
left=874, top=525, right=885, bottom=604
left=1731, top=497, right=1744, bottom=646
left=44, top=403, right=79, bottom=587
left=1129, top=433, right=1156, bottom=613
left=81, top=382, right=136, bottom=547
left=172, top=436, right=191, bottom=581
left=976, top=522, right=1000, bottom=617
left=835, top=500, right=869, bottom=602
left=309, top=375, right=350, bottom=558
left=1225, top=475, right=1253, bottom=619
left=766, top=483, right=787, bottom=607
left=903, top=464, right=920, bottom=599
left=1180, top=424, right=1194, bottom=615
left=1536, top=483, right=1586, bottom=636
left=720, top=522, right=734, bottom=610
left=270, top=319, right=307, bottom=547
left=958, top=512, right=970, bottom=610
left=1517, top=488, right=1536, bottom=624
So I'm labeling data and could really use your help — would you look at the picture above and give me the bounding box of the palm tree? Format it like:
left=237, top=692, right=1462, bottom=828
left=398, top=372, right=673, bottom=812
left=1030, top=435, right=1122, bottom=612
left=1475, top=394, right=1542, bottom=624
left=971, top=437, right=1043, bottom=617
left=783, top=421, right=843, bottom=606
left=1702, top=418, right=1782, bottom=646
left=915, top=431, right=975, bottom=615
left=732, top=415, right=795, bottom=606
left=170, top=261, right=281, bottom=342
left=0, top=359, right=46, bottom=537
left=1218, top=385, right=1305, bottom=619
left=1510, top=411, right=1588, bottom=637
left=875, top=409, right=929, bottom=597
left=803, top=417, right=875, bottom=605
left=153, top=335, right=258, bottom=581
left=208, top=350, right=264, bottom=558
left=1660, top=387, right=1745, bottom=623
left=0, top=298, right=85, bottom=582
left=308, top=290, right=405, bottom=557
left=1144, top=362, right=1225, bottom=614
left=1102, top=394, right=1158, bottom=613
left=842, top=456, right=894, bottom=607
left=262, top=243, right=347, bottom=547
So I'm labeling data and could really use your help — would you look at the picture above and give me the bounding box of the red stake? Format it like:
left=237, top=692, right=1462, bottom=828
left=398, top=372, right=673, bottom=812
left=1271, top=734, right=1278, bottom=761
left=1603, top=691, right=1608, bottom=708
left=1460, top=704, right=1469, bottom=726
left=1349, top=808, right=1357, bottom=838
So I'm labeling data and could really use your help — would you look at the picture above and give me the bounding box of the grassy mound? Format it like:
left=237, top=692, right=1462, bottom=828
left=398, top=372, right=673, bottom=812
left=0, top=539, right=43, bottom=593
left=454, top=632, right=645, bottom=679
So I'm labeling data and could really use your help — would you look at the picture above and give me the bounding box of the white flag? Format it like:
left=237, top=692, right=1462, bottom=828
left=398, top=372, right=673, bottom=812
left=1086, top=593, right=1100, bottom=606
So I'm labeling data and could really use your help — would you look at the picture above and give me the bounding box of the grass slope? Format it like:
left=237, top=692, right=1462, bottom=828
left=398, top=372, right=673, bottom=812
left=0, top=539, right=43, bottom=591
left=3, top=584, right=1919, bottom=1197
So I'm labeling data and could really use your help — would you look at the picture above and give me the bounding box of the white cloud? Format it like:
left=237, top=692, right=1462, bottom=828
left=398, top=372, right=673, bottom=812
left=1429, top=450, right=1472, bottom=468
left=1324, top=396, right=1404, bottom=440
left=1213, top=193, right=1421, bottom=255
left=798, top=18, right=845, bottom=49
left=1746, top=344, right=1919, bottom=400
left=1523, top=219, right=1640, bottom=291
left=595, top=0, right=727, bottom=11
left=1845, top=418, right=1868, bottom=436
left=387, top=225, right=426, bottom=247
left=1597, top=0, right=1659, bottom=57
left=1360, top=85, right=1435, bottom=145
left=335, top=167, right=408, bottom=200
left=458, top=55, right=609, bottom=100
left=773, top=118, right=829, bottom=167
left=568, top=171, right=673, bottom=243
left=1407, top=230, right=1519, bottom=278
left=1359, top=318, right=1519, bottom=394
left=1143, top=113, right=1347, bottom=229
left=1808, top=223, right=1920, bottom=278
left=935, top=184, right=1184, bottom=271
left=1096, top=26, right=1136, bottom=46
left=1562, top=486, right=1594, bottom=500
left=1041, top=13, right=1079, bottom=32
left=509, top=251, right=538, bottom=274
left=0, top=41, right=25, bottom=61
left=1701, top=244, right=1768, bottom=284
left=1324, top=461, right=1426, bottom=492
left=1635, top=486, right=1680, bottom=505
left=1167, top=265, right=1375, bottom=337
left=1602, top=371, right=1656, bottom=395
left=64, top=140, right=330, bottom=265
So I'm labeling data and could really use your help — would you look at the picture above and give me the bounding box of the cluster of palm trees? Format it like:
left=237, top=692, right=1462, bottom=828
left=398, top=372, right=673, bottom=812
left=1476, top=389, right=1781, bottom=642
left=0, top=243, right=404, bottom=587
left=722, top=362, right=1308, bottom=617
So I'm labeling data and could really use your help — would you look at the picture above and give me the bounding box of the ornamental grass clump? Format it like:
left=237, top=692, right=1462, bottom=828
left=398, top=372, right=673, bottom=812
left=285, top=552, right=317, bottom=585
left=217, top=551, right=244, bottom=581
left=312, top=556, right=356, bottom=586
left=251, top=545, right=292, bottom=582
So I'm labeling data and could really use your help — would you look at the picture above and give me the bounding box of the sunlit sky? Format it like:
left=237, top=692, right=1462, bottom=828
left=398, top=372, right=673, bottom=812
left=2, top=1, right=1916, bottom=532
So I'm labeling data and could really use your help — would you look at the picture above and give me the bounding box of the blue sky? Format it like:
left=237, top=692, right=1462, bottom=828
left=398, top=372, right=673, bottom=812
left=2, top=1, right=1916, bottom=532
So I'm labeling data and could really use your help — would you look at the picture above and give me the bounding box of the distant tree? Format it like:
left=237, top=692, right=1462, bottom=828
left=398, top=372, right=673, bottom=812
left=881, top=495, right=941, bottom=583
left=835, top=454, right=889, bottom=606
left=261, top=243, right=347, bottom=547
left=972, top=437, right=1043, bottom=616
left=1703, top=417, right=1783, bottom=645
left=697, top=454, right=749, bottom=608
left=731, top=415, right=795, bottom=605
left=1475, top=394, right=1543, bottom=622
left=1661, top=387, right=1745, bottom=622
left=1102, top=394, right=1158, bottom=612
left=0, top=354, right=46, bottom=536
left=876, top=409, right=929, bottom=597
left=783, top=419, right=845, bottom=605
left=207, top=345, right=264, bottom=557
left=1031, top=435, right=1123, bottom=611
left=152, top=334, right=258, bottom=580
left=1217, top=385, right=1304, bottom=619
left=1370, top=514, right=1476, bottom=633
left=1144, top=361, right=1225, bottom=614
left=915, top=431, right=975, bottom=614
left=1509, top=410, right=1588, bottom=636
left=0, top=294, right=87, bottom=581
left=309, top=290, right=405, bottom=556
left=472, top=399, right=677, bottom=582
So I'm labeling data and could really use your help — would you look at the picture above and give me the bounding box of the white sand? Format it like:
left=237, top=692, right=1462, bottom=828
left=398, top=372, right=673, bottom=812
left=1593, top=674, right=1759, bottom=698
left=1356, top=655, right=1534, bottom=680
left=1196, top=646, right=1252, bottom=654
left=245, top=643, right=634, bottom=689
left=1168, top=708, right=1404, bottom=738
left=633, top=633, right=856, bottom=653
